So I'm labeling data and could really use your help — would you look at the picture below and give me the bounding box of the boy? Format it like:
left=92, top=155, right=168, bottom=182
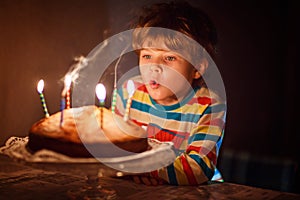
left=115, top=0, right=226, bottom=186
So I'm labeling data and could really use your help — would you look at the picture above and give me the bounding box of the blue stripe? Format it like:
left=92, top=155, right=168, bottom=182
left=132, top=100, right=203, bottom=123
left=190, top=154, right=214, bottom=179
left=131, top=100, right=150, bottom=111
left=167, top=164, right=178, bottom=185
left=149, top=86, right=199, bottom=111
left=216, top=131, right=224, bottom=150
left=117, top=89, right=127, bottom=108
left=188, top=133, right=220, bottom=144
left=203, top=104, right=226, bottom=115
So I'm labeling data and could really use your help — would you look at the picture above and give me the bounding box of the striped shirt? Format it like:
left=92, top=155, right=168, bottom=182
left=115, top=76, right=226, bottom=185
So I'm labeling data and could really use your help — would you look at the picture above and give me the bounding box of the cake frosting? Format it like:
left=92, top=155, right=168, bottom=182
left=27, top=105, right=148, bottom=158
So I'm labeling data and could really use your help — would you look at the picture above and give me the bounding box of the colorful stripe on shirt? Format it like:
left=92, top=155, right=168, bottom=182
left=115, top=78, right=226, bottom=185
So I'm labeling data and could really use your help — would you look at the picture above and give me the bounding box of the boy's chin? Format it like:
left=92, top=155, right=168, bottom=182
left=148, top=91, right=178, bottom=105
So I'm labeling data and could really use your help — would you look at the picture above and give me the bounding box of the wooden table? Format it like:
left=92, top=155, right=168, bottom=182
left=0, top=154, right=299, bottom=200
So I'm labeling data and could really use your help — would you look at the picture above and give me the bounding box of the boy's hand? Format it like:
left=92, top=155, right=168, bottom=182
left=132, top=173, right=165, bottom=186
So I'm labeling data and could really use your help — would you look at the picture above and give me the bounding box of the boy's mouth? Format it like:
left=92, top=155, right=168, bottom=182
left=149, top=80, right=160, bottom=89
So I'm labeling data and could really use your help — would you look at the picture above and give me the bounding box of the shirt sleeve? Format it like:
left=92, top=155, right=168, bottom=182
left=151, top=99, right=226, bottom=185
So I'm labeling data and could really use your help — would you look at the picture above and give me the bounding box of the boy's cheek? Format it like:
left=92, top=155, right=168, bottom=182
left=139, top=70, right=149, bottom=82
left=139, top=66, right=151, bottom=81
left=138, top=64, right=146, bottom=73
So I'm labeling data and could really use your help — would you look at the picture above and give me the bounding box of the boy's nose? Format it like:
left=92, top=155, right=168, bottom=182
left=150, top=65, right=162, bottom=73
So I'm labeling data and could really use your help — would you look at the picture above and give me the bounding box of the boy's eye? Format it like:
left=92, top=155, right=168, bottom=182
left=142, top=55, right=151, bottom=59
left=165, top=56, right=176, bottom=61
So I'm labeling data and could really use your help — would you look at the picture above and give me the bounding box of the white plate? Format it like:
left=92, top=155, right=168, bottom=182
left=0, top=136, right=176, bottom=174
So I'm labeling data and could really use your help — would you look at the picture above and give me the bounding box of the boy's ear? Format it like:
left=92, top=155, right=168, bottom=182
left=194, top=58, right=208, bottom=79
left=193, top=70, right=201, bottom=79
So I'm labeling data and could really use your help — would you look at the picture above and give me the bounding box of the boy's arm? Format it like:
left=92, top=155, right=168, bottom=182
left=151, top=102, right=226, bottom=185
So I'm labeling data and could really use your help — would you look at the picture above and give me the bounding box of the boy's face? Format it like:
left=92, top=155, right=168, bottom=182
left=139, top=48, right=199, bottom=105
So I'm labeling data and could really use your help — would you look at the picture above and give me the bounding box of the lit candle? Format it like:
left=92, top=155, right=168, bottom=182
left=95, top=83, right=106, bottom=129
left=37, top=79, right=50, bottom=118
left=123, top=80, right=135, bottom=121
left=96, top=83, right=106, bottom=107
left=64, top=75, right=72, bottom=109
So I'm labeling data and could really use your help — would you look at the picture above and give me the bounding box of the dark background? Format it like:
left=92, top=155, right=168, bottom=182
left=0, top=0, right=298, bottom=193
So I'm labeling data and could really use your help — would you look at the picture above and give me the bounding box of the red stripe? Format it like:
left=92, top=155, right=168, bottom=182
left=199, top=97, right=218, bottom=105
left=207, top=151, right=217, bottom=165
left=150, top=170, right=159, bottom=179
left=186, top=145, right=201, bottom=153
left=186, top=146, right=217, bottom=165
left=131, top=119, right=147, bottom=127
left=147, top=126, right=188, bottom=137
left=147, top=125, right=189, bottom=149
left=171, top=136, right=185, bottom=149
left=114, top=107, right=123, bottom=117
left=137, top=84, right=148, bottom=92
left=155, top=130, right=174, bottom=142
left=180, top=155, right=198, bottom=185
left=187, top=97, right=209, bottom=105
left=187, top=96, right=218, bottom=106
left=147, top=126, right=163, bottom=138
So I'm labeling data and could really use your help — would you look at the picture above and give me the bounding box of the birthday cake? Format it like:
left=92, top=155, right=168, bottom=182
left=27, top=105, right=148, bottom=158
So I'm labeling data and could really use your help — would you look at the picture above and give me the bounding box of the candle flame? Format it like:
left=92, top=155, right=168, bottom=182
left=96, top=83, right=106, bottom=101
left=37, top=79, right=44, bottom=93
left=64, top=74, right=72, bottom=89
left=127, top=80, right=135, bottom=97
left=61, top=74, right=72, bottom=97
